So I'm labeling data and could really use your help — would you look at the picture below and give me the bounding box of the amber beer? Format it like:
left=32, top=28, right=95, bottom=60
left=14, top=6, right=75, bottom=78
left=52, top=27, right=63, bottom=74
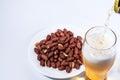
left=82, top=27, right=117, bottom=80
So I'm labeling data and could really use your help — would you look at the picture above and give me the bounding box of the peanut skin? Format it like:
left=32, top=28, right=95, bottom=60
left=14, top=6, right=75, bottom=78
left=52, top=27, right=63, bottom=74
left=34, top=28, right=83, bottom=73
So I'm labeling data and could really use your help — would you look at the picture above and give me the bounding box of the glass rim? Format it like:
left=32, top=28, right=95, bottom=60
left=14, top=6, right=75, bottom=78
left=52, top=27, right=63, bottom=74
left=84, top=26, right=117, bottom=51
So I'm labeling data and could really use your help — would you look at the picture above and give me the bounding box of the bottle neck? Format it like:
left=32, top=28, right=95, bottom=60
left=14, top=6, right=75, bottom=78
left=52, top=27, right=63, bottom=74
left=114, top=0, right=120, bottom=13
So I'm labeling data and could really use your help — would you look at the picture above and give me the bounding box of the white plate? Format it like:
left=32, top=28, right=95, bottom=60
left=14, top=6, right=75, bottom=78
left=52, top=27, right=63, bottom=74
left=28, top=24, right=84, bottom=79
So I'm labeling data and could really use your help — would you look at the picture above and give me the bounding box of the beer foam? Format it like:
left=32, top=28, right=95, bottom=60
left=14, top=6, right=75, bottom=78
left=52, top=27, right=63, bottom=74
left=83, top=33, right=116, bottom=63
left=87, top=33, right=114, bottom=49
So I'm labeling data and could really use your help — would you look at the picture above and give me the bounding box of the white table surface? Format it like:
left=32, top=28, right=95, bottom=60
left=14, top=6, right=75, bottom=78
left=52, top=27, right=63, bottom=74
left=0, top=0, right=120, bottom=80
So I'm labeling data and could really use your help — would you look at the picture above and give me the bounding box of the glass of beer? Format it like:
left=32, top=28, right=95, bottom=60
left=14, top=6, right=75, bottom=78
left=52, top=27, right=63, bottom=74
left=82, top=26, right=117, bottom=80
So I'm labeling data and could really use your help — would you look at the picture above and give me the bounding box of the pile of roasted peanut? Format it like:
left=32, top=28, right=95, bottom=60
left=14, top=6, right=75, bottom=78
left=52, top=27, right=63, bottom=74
left=34, top=28, right=82, bottom=73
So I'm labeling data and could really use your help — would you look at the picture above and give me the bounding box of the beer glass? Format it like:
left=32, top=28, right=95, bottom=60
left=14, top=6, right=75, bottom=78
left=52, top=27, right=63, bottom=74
left=82, top=26, right=117, bottom=80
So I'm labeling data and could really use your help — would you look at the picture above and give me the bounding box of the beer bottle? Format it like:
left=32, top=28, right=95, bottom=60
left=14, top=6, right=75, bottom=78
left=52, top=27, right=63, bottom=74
left=114, top=0, right=120, bottom=13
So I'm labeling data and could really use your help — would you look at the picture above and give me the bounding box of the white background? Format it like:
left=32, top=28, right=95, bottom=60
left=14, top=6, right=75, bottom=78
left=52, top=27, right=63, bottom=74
left=0, top=0, right=120, bottom=80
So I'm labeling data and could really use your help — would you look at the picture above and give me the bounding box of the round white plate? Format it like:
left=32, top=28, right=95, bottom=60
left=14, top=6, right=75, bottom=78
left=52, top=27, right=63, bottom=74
left=28, top=24, right=84, bottom=79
